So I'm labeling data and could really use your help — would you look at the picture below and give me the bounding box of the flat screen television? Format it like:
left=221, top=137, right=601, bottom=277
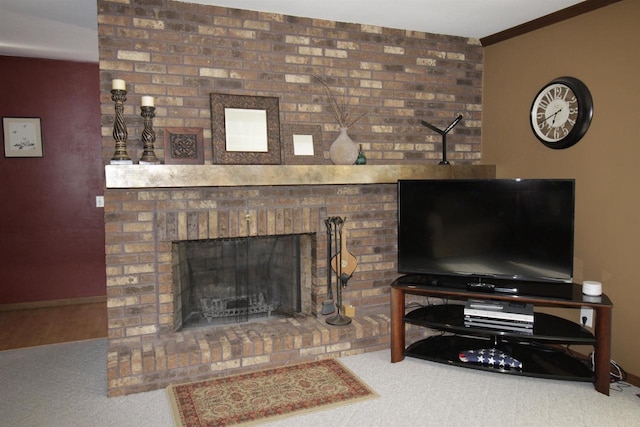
left=397, top=179, right=575, bottom=299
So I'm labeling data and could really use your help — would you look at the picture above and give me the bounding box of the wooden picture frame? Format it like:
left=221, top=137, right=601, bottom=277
left=210, top=93, right=281, bottom=164
left=281, top=124, right=324, bottom=165
left=163, top=127, right=204, bottom=164
left=2, top=117, right=43, bottom=158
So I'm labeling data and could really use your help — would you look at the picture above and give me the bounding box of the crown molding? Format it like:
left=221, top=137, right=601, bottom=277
left=480, top=0, right=622, bottom=47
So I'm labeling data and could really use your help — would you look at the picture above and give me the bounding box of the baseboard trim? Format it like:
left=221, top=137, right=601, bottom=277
left=0, top=295, right=107, bottom=312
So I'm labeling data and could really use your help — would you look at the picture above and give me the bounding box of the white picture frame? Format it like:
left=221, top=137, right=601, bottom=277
left=3, top=117, right=43, bottom=158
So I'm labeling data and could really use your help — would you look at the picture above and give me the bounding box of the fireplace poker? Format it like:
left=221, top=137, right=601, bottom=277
left=333, top=217, right=342, bottom=314
left=321, top=217, right=336, bottom=315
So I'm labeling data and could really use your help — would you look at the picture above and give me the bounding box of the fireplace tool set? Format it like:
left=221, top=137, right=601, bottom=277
left=323, top=216, right=357, bottom=325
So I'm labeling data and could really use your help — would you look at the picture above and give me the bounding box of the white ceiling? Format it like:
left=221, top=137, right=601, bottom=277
left=0, top=0, right=584, bottom=63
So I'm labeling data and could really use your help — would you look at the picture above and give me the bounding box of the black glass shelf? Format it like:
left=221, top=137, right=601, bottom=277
left=392, top=275, right=612, bottom=394
left=405, top=335, right=593, bottom=381
left=404, top=304, right=595, bottom=344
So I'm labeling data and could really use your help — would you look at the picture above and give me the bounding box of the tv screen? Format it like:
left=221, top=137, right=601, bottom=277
left=397, top=179, right=575, bottom=287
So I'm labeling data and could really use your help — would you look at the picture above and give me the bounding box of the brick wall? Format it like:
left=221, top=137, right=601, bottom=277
left=98, top=0, right=485, bottom=395
left=98, top=0, right=482, bottom=164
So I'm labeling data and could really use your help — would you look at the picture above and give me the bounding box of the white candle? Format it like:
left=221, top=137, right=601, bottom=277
left=141, top=96, right=154, bottom=107
left=112, top=79, right=126, bottom=91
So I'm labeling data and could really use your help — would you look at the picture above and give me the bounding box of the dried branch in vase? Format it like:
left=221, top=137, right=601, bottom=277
left=312, top=75, right=367, bottom=128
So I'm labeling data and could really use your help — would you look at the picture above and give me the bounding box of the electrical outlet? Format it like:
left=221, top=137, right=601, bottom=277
left=96, top=195, right=104, bottom=208
left=580, top=306, right=593, bottom=328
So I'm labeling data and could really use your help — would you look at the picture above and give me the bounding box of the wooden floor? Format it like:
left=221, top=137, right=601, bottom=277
left=0, top=302, right=107, bottom=351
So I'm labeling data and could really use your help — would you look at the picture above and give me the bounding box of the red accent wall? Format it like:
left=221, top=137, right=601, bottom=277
left=0, top=56, right=105, bottom=304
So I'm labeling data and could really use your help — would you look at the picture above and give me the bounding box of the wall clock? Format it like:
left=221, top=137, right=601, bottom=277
left=530, top=76, right=593, bottom=149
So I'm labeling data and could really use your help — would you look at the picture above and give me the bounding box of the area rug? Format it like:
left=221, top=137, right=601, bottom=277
left=167, top=358, right=378, bottom=426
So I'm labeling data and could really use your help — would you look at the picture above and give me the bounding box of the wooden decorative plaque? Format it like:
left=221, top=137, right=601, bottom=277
left=163, top=127, right=204, bottom=164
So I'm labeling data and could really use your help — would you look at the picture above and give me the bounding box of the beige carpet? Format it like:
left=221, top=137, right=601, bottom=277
left=2, top=339, right=640, bottom=426
left=167, top=358, right=378, bottom=426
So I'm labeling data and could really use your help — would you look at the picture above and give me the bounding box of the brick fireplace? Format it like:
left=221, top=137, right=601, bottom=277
left=104, top=165, right=493, bottom=396
left=98, top=0, right=491, bottom=396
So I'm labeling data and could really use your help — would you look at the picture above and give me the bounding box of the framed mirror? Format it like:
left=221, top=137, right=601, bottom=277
left=210, top=93, right=281, bottom=164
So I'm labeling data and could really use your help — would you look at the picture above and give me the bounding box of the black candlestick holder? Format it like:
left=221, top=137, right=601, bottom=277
left=139, top=106, right=160, bottom=164
left=110, top=89, right=133, bottom=164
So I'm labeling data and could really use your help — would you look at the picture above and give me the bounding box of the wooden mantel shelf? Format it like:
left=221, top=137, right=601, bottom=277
left=104, top=164, right=495, bottom=189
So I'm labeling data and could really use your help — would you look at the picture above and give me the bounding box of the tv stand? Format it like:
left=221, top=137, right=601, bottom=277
left=390, top=275, right=613, bottom=395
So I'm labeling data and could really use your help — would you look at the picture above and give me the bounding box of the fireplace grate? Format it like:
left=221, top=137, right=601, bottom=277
left=200, top=293, right=273, bottom=323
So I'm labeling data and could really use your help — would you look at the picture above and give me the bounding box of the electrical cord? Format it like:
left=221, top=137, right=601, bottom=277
left=609, top=382, right=632, bottom=393
left=609, top=359, right=627, bottom=382
left=405, top=301, right=426, bottom=309
left=427, top=296, right=449, bottom=305
left=589, top=352, right=628, bottom=383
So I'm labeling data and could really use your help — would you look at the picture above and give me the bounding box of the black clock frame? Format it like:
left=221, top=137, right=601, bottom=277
left=530, top=76, right=593, bottom=150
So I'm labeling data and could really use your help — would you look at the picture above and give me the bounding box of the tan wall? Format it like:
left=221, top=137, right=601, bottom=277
left=482, top=0, right=639, bottom=375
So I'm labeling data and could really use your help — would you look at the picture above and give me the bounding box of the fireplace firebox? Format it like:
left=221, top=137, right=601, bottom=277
left=172, top=234, right=313, bottom=331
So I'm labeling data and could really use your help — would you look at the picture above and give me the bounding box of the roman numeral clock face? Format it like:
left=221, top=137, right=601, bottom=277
left=530, top=76, right=593, bottom=149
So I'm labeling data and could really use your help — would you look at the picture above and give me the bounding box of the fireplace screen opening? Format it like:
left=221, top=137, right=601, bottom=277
left=173, top=234, right=312, bottom=331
